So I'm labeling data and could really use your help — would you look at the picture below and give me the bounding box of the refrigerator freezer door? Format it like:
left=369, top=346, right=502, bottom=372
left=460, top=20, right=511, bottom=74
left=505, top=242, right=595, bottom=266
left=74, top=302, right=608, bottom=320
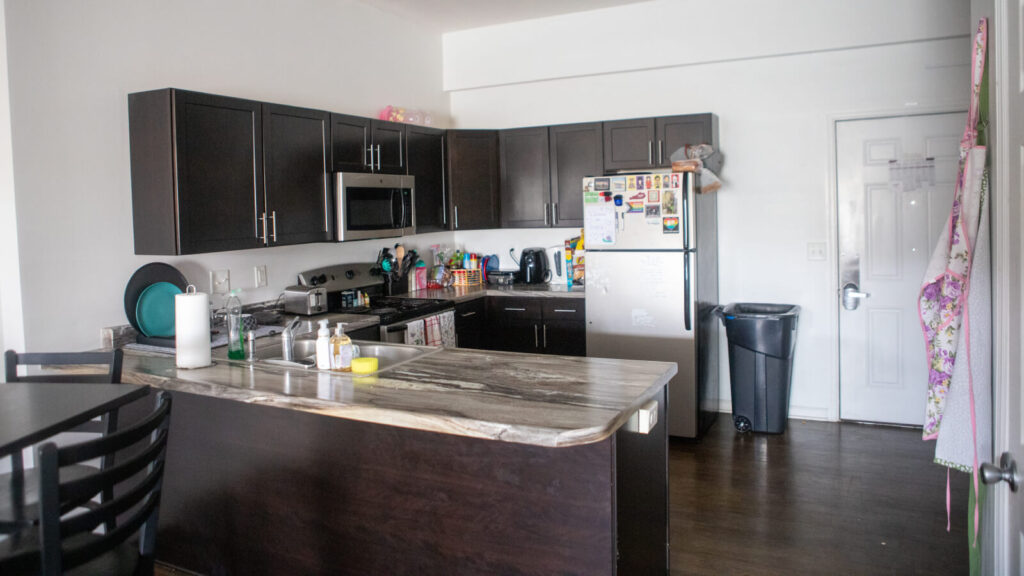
left=585, top=250, right=699, bottom=437
left=583, top=174, right=688, bottom=251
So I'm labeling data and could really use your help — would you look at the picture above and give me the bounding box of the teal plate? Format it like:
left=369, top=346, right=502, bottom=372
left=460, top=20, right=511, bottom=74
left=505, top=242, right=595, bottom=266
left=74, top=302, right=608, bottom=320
left=135, top=282, right=182, bottom=337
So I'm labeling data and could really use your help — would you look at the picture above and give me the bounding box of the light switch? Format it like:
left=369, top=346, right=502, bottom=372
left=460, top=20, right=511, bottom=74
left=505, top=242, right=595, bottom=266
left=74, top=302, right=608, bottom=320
left=807, top=242, right=827, bottom=261
left=254, top=265, right=268, bottom=288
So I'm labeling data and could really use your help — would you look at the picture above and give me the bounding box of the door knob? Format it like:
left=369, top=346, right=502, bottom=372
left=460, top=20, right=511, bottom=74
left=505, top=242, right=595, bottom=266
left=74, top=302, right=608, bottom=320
left=980, top=452, right=1019, bottom=492
left=841, top=282, right=871, bottom=311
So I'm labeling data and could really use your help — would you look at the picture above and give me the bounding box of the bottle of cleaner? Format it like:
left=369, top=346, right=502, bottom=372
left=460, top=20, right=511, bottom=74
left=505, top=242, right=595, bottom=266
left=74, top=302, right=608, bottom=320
left=315, top=319, right=332, bottom=370
left=226, top=289, right=244, bottom=360
left=331, top=322, right=353, bottom=372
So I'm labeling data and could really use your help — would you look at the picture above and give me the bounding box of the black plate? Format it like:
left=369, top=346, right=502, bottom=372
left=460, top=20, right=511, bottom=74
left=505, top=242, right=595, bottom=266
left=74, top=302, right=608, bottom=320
left=123, top=263, right=188, bottom=333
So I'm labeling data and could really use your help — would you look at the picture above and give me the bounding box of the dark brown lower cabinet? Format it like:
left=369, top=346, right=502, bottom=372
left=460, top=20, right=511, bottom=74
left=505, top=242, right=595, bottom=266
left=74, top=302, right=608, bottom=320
left=347, top=325, right=380, bottom=342
left=137, top=386, right=667, bottom=575
left=454, top=299, right=484, bottom=349
left=486, top=297, right=586, bottom=356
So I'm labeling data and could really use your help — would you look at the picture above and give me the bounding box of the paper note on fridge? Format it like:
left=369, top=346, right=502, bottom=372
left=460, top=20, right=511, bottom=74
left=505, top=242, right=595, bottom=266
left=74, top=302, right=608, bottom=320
left=584, top=204, right=616, bottom=245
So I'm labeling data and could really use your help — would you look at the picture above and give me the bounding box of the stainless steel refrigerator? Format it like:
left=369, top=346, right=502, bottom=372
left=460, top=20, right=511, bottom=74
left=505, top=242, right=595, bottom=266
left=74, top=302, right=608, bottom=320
left=583, top=172, right=718, bottom=438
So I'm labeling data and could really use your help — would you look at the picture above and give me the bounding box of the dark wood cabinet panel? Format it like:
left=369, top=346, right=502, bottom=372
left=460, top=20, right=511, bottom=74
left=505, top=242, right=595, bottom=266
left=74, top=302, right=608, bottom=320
left=500, top=127, right=551, bottom=228
left=549, top=122, right=602, bottom=228
left=656, top=114, right=717, bottom=166
left=447, top=130, right=500, bottom=230
left=129, top=89, right=264, bottom=255
left=405, top=125, right=447, bottom=233
left=603, top=118, right=655, bottom=172
left=543, top=320, right=586, bottom=356
left=331, top=113, right=371, bottom=173
left=263, top=104, right=331, bottom=246
left=485, top=297, right=585, bottom=356
left=372, top=120, right=406, bottom=174
left=348, top=325, right=380, bottom=342
left=454, top=298, right=485, bottom=349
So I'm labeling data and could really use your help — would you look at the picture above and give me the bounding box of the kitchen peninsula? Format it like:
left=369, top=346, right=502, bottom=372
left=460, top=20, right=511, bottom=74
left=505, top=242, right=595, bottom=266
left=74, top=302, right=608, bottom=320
left=119, top=342, right=674, bottom=575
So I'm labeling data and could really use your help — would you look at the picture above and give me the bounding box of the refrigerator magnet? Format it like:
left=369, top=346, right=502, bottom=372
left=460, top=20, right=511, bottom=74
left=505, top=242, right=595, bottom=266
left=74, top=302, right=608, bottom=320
left=595, top=177, right=611, bottom=191
left=626, top=176, right=637, bottom=191
left=662, top=190, right=678, bottom=215
left=662, top=217, right=680, bottom=233
left=647, top=190, right=660, bottom=203
left=645, top=204, right=661, bottom=223
left=627, top=201, right=644, bottom=213
left=612, top=177, right=626, bottom=191
left=629, top=191, right=646, bottom=201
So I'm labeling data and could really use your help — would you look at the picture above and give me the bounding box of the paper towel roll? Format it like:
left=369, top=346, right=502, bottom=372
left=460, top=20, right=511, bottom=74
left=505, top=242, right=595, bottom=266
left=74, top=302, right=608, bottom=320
left=175, top=285, right=212, bottom=369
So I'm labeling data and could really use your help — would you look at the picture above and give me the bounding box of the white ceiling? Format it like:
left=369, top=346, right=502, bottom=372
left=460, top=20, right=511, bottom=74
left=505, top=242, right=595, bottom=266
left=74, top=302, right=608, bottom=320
left=358, top=0, right=652, bottom=32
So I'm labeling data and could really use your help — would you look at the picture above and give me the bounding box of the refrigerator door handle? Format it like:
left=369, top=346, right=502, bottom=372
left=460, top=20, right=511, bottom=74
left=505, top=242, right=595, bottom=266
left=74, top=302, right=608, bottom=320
left=684, top=250, right=692, bottom=332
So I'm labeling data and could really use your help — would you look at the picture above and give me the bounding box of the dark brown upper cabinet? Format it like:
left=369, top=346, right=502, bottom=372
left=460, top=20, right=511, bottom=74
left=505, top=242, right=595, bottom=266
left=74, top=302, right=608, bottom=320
left=603, top=118, right=655, bottom=172
left=657, top=114, right=718, bottom=166
left=130, top=89, right=265, bottom=255
left=331, top=114, right=405, bottom=174
left=603, top=114, right=718, bottom=172
left=549, top=122, right=602, bottom=228
left=405, top=125, right=447, bottom=233
left=500, top=127, right=551, bottom=228
left=262, top=103, right=332, bottom=246
left=447, top=130, right=500, bottom=230
left=129, top=89, right=331, bottom=255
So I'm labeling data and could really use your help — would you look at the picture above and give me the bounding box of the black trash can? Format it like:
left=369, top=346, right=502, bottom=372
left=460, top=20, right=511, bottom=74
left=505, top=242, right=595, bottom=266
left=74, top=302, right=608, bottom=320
left=715, top=303, right=800, bottom=433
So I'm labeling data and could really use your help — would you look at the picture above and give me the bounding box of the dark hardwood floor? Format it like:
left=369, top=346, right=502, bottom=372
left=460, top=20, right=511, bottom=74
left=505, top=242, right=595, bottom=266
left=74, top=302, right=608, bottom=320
left=670, top=419, right=969, bottom=575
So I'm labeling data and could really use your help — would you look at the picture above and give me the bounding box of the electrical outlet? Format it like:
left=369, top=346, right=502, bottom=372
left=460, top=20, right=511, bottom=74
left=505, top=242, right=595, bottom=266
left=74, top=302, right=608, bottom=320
left=210, top=269, right=231, bottom=295
left=806, top=242, right=827, bottom=261
left=254, top=265, right=268, bottom=288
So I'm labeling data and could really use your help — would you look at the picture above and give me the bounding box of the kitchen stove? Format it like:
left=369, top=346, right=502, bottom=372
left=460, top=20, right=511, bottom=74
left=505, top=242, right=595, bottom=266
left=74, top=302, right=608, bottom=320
left=356, top=297, right=453, bottom=326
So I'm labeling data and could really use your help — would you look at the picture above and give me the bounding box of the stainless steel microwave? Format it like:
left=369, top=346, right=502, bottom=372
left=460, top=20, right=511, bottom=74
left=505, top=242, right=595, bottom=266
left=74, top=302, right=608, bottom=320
left=335, top=173, right=415, bottom=241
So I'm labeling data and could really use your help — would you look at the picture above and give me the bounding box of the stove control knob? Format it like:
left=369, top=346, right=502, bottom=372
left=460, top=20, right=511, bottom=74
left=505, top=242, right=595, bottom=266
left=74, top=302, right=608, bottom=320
left=345, top=270, right=355, bottom=280
left=317, top=274, right=328, bottom=285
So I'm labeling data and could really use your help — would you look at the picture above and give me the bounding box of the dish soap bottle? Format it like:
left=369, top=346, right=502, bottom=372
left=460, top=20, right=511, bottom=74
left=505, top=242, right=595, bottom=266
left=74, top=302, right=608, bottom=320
left=315, top=319, right=332, bottom=370
left=226, top=289, right=244, bottom=360
left=331, top=322, right=352, bottom=372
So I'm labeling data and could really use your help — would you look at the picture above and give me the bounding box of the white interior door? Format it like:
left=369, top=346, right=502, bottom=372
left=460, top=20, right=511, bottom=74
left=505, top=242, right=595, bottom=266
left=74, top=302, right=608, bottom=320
left=837, top=113, right=964, bottom=424
left=989, top=2, right=1023, bottom=572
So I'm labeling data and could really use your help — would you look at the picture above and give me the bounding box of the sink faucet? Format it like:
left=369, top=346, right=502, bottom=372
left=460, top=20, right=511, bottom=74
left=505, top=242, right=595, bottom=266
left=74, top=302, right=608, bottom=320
left=281, top=316, right=302, bottom=362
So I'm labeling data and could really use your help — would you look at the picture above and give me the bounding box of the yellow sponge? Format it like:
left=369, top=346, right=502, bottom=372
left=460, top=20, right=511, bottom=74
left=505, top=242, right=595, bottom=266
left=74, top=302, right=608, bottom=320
left=351, top=357, right=378, bottom=374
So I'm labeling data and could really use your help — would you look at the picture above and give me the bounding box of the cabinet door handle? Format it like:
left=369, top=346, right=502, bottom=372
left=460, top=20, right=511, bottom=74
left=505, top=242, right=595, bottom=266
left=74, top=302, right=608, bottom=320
left=441, top=139, right=448, bottom=225
left=399, top=131, right=404, bottom=169
left=365, top=146, right=372, bottom=169
left=552, top=203, right=558, bottom=225
left=376, top=144, right=382, bottom=171
left=258, top=212, right=267, bottom=242
left=454, top=205, right=459, bottom=229
left=543, top=324, right=547, bottom=348
left=658, top=140, right=663, bottom=165
left=534, top=324, right=539, bottom=348
left=648, top=140, right=653, bottom=165
left=553, top=309, right=577, bottom=313
left=270, top=210, right=277, bottom=242
left=460, top=311, right=477, bottom=317
left=544, top=202, right=549, bottom=226
left=504, top=307, right=526, bottom=312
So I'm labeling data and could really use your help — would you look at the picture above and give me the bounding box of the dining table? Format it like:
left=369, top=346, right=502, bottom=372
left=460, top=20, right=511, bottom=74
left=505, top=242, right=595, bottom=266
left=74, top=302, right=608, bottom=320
left=0, top=382, right=150, bottom=538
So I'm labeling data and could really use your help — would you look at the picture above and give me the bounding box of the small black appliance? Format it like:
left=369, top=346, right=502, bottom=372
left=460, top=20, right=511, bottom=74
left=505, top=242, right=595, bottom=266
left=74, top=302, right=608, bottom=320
left=519, top=248, right=550, bottom=284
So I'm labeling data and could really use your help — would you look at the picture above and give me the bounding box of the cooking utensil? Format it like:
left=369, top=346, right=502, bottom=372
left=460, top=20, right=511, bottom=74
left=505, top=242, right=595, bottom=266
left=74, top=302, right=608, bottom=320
left=135, top=281, right=182, bottom=337
left=395, top=244, right=405, bottom=262
left=124, top=262, right=188, bottom=333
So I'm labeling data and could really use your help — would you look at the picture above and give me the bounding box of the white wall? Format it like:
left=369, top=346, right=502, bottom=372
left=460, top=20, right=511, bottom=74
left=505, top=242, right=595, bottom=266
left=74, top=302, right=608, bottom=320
left=0, top=0, right=23, bottom=364
left=445, top=2, right=971, bottom=420
left=3, top=0, right=450, bottom=351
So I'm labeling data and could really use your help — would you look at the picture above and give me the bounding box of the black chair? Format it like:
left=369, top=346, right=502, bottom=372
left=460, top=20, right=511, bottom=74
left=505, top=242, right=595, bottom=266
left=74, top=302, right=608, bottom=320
left=0, top=391, right=172, bottom=576
left=1, top=350, right=125, bottom=534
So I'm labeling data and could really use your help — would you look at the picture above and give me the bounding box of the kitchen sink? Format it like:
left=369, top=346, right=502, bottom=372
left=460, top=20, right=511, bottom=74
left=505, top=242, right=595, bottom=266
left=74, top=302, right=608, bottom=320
left=226, top=336, right=438, bottom=373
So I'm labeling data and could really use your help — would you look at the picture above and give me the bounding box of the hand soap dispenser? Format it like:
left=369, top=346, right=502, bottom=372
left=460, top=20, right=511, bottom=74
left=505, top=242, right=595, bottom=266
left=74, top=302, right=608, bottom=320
left=331, top=322, right=353, bottom=372
left=315, top=319, right=332, bottom=370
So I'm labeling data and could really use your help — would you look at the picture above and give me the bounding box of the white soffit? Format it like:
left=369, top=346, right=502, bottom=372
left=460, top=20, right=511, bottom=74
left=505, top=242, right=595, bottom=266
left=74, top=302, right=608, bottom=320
left=355, top=0, right=652, bottom=32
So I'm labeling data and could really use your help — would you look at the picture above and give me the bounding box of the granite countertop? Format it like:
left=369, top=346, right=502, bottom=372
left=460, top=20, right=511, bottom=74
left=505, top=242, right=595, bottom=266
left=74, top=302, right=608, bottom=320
left=398, top=283, right=584, bottom=304
left=120, top=343, right=673, bottom=448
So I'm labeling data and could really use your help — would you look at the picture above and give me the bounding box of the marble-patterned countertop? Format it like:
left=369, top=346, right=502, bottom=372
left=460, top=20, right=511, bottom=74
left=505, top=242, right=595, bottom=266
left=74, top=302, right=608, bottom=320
left=120, top=343, right=673, bottom=448
left=397, top=283, right=584, bottom=304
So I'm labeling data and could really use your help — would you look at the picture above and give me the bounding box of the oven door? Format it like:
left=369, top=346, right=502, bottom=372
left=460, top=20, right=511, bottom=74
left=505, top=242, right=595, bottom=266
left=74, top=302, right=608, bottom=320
left=336, top=173, right=416, bottom=241
left=380, top=309, right=449, bottom=344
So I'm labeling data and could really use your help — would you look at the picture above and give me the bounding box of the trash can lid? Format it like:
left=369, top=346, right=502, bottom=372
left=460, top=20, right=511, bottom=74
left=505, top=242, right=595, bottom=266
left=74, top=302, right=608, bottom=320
left=720, top=303, right=801, bottom=319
